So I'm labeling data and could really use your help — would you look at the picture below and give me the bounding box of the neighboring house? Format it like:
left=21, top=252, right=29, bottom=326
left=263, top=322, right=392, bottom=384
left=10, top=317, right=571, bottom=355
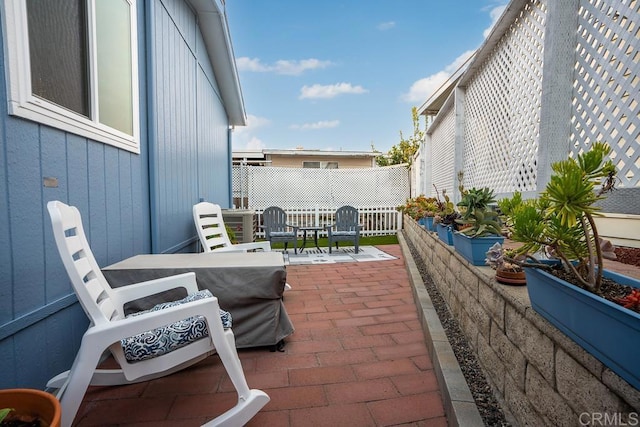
left=233, top=148, right=379, bottom=169
left=0, top=0, right=245, bottom=389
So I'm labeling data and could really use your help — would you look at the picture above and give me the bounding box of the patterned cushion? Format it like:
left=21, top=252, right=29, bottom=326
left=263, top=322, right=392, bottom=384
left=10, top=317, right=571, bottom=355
left=121, top=290, right=232, bottom=363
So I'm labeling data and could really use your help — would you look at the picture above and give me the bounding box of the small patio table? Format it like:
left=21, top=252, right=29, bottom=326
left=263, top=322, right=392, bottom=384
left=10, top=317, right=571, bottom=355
left=298, top=225, right=327, bottom=253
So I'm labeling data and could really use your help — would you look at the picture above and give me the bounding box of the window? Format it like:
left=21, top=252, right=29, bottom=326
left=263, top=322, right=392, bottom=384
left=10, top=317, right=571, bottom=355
left=303, top=161, right=339, bottom=169
left=3, top=0, right=139, bottom=152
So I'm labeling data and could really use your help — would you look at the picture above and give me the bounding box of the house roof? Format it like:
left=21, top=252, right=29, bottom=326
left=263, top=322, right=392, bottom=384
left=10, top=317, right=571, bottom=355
left=416, top=53, right=473, bottom=117
left=262, top=149, right=379, bottom=158
left=187, top=0, right=246, bottom=126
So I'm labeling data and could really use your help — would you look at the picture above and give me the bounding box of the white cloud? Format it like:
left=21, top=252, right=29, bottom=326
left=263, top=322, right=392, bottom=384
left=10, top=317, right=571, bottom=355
left=377, top=21, right=396, bottom=31
left=400, top=2, right=507, bottom=105
left=290, top=120, right=340, bottom=130
left=401, top=50, right=475, bottom=103
left=299, top=83, right=368, bottom=99
left=483, top=4, right=507, bottom=38
left=245, top=137, right=266, bottom=150
left=236, top=57, right=332, bottom=75
left=232, top=114, right=270, bottom=149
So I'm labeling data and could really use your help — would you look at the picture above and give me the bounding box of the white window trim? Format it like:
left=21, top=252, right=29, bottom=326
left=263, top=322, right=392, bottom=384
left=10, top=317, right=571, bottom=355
left=2, top=0, right=140, bottom=154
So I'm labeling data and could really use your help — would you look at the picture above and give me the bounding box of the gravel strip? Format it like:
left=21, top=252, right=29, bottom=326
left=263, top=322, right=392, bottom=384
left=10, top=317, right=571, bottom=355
left=404, top=233, right=511, bottom=426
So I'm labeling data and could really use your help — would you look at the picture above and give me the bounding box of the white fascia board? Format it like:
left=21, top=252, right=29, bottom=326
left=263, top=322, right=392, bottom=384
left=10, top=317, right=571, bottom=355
left=187, top=0, right=246, bottom=126
left=262, top=149, right=379, bottom=158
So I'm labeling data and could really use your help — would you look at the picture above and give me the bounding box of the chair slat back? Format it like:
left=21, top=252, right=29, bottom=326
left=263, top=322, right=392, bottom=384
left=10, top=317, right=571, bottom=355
left=193, top=202, right=233, bottom=252
left=47, top=201, right=120, bottom=324
left=335, top=205, right=359, bottom=231
left=263, top=206, right=288, bottom=234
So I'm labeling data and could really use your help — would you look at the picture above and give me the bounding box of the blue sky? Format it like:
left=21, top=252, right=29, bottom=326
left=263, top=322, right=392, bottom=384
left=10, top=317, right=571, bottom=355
left=225, top=0, right=509, bottom=154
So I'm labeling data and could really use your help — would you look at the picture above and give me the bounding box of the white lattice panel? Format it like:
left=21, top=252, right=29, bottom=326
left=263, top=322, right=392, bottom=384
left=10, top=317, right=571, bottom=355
left=463, top=0, right=546, bottom=193
left=430, top=106, right=457, bottom=199
left=242, top=165, right=409, bottom=209
left=571, top=0, right=640, bottom=188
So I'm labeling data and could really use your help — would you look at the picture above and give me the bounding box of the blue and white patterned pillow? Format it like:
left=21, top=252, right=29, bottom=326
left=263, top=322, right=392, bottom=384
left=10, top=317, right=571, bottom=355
left=120, top=289, right=232, bottom=363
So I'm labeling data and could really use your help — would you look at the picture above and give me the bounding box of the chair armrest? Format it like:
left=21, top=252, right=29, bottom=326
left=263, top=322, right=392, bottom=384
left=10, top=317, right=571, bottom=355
left=86, top=296, right=223, bottom=343
left=212, top=241, right=271, bottom=252
left=111, top=272, right=199, bottom=305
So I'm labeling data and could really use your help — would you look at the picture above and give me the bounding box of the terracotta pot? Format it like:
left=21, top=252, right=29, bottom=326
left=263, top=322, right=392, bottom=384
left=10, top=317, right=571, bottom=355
left=495, top=268, right=526, bottom=285
left=0, top=388, right=61, bottom=427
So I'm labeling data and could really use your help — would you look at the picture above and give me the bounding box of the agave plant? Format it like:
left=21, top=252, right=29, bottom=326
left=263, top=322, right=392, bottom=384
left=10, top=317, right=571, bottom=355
left=500, top=142, right=617, bottom=292
left=455, top=187, right=503, bottom=237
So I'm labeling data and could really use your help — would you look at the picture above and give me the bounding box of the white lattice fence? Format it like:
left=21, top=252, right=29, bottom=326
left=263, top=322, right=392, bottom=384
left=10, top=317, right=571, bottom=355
left=232, top=165, right=410, bottom=236
left=571, top=0, right=640, bottom=188
left=429, top=104, right=457, bottom=199
left=244, top=165, right=409, bottom=208
left=463, top=0, right=546, bottom=193
left=423, top=0, right=639, bottom=210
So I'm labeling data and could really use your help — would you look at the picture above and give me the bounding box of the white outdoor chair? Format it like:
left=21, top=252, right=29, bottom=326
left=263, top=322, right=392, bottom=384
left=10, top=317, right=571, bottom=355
left=194, top=202, right=291, bottom=291
left=193, top=202, right=271, bottom=253
left=46, top=201, right=269, bottom=427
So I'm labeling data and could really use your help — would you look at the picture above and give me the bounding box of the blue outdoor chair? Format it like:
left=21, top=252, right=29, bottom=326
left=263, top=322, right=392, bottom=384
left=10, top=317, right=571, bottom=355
left=327, top=205, right=361, bottom=254
left=262, top=206, right=299, bottom=254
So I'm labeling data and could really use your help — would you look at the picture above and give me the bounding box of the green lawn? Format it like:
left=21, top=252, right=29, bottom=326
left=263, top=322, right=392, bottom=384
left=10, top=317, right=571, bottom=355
left=266, top=233, right=398, bottom=250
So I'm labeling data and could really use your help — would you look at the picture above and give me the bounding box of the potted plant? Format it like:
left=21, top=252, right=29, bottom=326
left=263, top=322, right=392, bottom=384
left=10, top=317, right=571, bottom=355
left=500, top=142, right=640, bottom=389
left=0, top=389, right=61, bottom=427
left=419, top=198, right=440, bottom=231
left=433, top=186, right=460, bottom=245
left=451, top=186, right=504, bottom=265
left=485, top=242, right=526, bottom=285
left=396, top=195, right=440, bottom=231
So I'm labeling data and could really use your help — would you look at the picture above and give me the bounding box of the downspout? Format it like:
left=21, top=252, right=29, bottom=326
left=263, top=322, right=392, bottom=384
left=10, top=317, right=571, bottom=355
left=228, top=125, right=233, bottom=207
left=145, top=0, right=160, bottom=253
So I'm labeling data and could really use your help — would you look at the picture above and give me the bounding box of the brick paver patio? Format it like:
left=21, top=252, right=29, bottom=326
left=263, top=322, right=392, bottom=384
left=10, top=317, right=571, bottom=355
left=73, top=244, right=447, bottom=426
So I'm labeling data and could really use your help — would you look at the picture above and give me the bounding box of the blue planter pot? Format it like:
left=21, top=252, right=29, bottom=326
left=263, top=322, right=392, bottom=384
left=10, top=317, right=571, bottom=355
left=436, top=223, right=453, bottom=245
left=451, top=232, right=504, bottom=266
left=418, top=217, right=427, bottom=227
left=526, top=267, right=640, bottom=390
left=421, top=216, right=435, bottom=231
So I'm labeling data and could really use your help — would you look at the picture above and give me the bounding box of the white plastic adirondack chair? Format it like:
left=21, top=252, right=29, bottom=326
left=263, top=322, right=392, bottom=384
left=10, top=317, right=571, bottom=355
left=46, top=201, right=269, bottom=427
left=193, top=202, right=271, bottom=253
left=194, top=202, right=292, bottom=291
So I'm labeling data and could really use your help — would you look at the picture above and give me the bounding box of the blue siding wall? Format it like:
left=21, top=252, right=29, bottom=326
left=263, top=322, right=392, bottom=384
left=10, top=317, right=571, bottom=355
left=0, top=5, right=151, bottom=389
left=150, top=0, right=233, bottom=254
left=0, top=0, right=233, bottom=389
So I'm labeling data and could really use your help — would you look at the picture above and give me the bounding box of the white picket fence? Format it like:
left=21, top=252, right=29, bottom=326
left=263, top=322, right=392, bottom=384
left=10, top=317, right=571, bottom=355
left=252, top=205, right=403, bottom=239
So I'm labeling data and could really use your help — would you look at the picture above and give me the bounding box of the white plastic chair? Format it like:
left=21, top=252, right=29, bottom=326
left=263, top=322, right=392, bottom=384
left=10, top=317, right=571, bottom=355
left=194, top=202, right=291, bottom=291
left=193, top=202, right=271, bottom=253
left=46, top=201, right=269, bottom=427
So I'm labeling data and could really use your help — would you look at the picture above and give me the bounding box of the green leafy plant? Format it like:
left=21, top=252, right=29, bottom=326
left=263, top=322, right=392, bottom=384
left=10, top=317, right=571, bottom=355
left=396, top=195, right=440, bottom=220
left=432, top=186, right=461, bottom=227
left=455, top=187, right=503, bottom=237
left=0, top=408, right=14, bottom=423
left=225, top=225, right=238, bottom=244
left=500, top=142, right=617, bottom=292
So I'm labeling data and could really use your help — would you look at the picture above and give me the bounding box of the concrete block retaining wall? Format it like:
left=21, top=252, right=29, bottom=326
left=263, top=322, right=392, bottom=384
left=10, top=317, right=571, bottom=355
left=403, top=216, right=640, bottom=425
